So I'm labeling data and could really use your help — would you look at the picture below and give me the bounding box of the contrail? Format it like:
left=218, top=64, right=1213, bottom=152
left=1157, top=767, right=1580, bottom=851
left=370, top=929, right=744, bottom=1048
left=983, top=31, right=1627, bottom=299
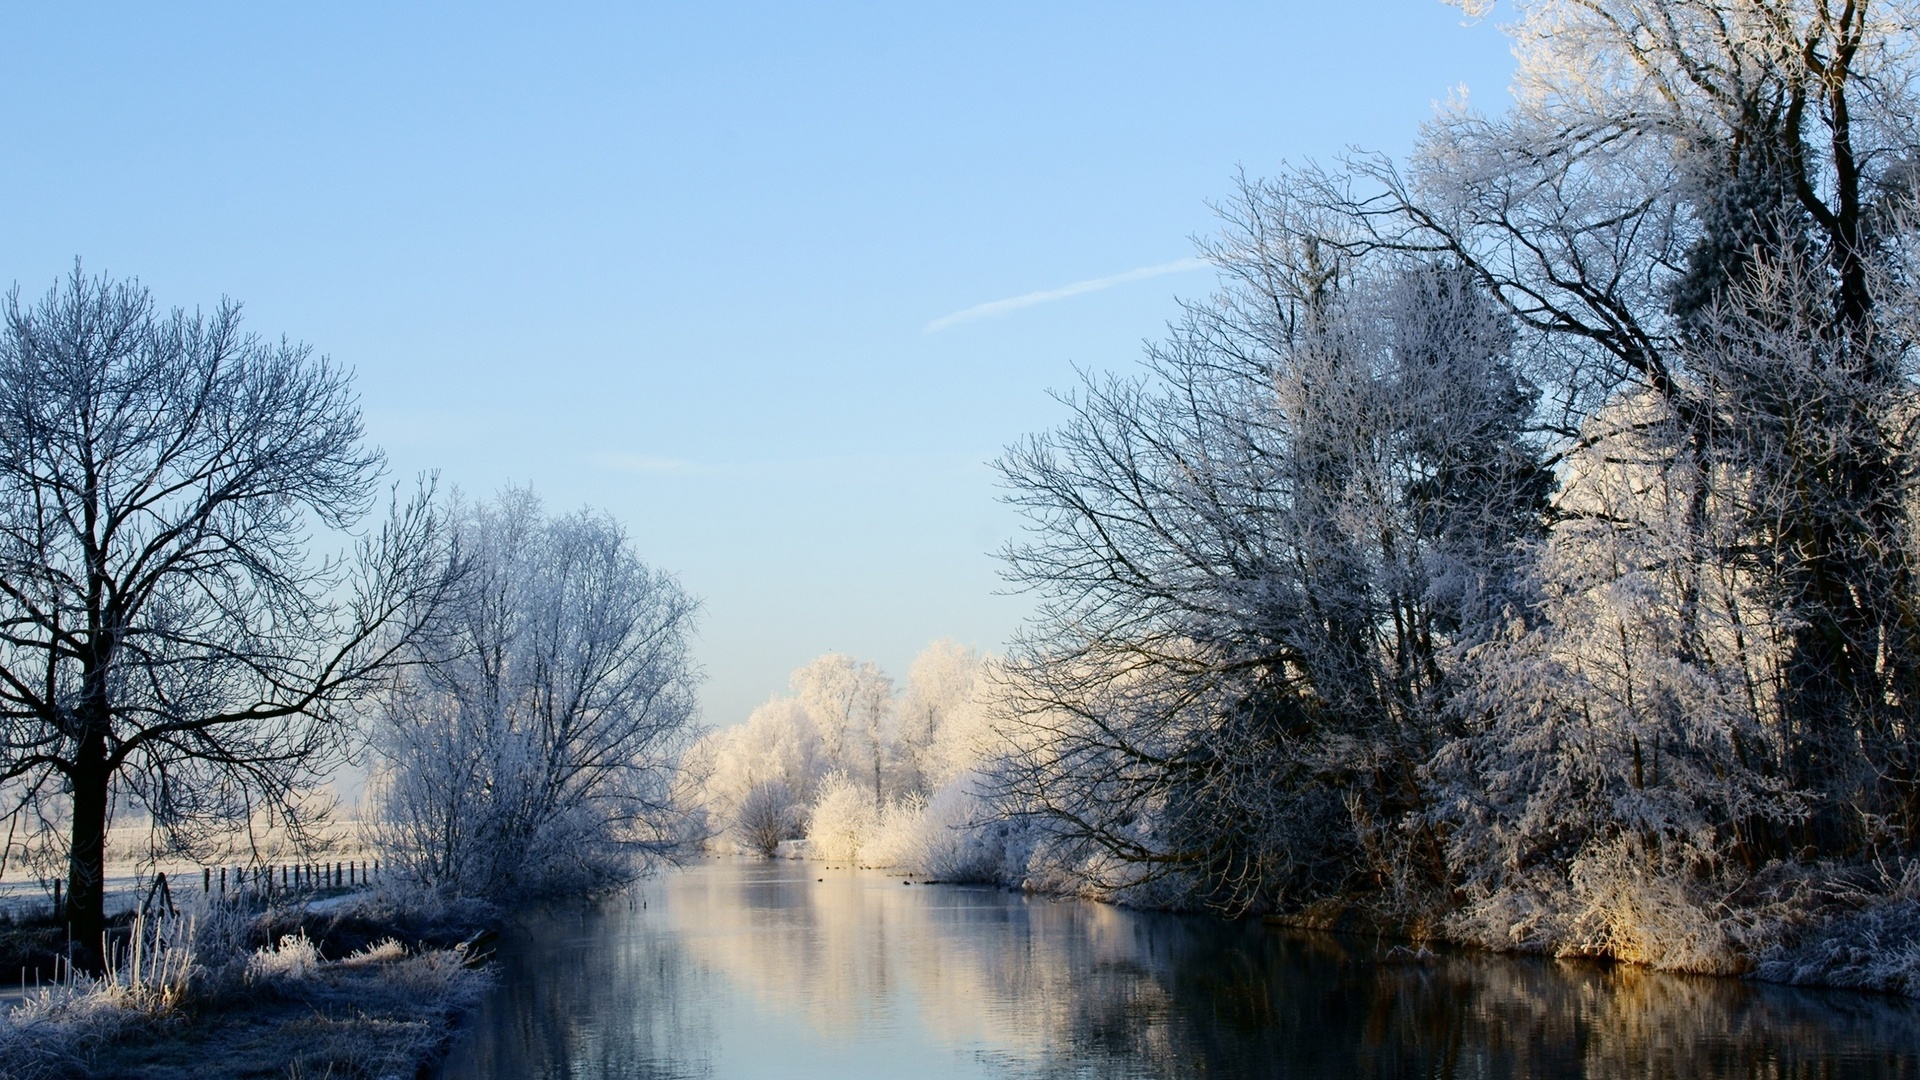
left=925, top=257, right=1206, bottom=333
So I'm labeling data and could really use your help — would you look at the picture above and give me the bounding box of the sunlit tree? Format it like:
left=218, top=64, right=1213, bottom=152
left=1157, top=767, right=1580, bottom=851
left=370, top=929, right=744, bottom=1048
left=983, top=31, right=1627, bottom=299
left=372, top=488, right=701, bottom=899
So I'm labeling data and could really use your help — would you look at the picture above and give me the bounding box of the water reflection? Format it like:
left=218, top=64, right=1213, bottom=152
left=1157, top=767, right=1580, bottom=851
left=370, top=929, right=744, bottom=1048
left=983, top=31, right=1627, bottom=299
left=438, top=858, right=1920, bottom=1079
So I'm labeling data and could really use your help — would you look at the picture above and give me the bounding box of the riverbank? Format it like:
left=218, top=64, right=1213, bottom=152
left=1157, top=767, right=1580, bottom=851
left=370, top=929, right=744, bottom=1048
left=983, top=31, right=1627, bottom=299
left=0, top=890, right=495, bottom=1080
left=1235, top=858, right=1920, bottom=999
left=791, top=818, right=1920, bottom=1001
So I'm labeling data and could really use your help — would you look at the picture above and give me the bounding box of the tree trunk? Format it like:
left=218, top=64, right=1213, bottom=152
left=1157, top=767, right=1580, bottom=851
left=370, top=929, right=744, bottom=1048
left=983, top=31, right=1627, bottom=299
left=66, top=733, right=110, bottom=972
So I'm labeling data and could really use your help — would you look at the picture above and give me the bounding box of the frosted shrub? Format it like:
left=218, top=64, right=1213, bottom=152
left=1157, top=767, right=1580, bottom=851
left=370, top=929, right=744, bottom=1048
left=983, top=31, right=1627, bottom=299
left=734, top=779, right=802, bottom=857
left=340, top=938, right=409, bottom=967
left=0, top=908, right=204, bottom=1073
left=1758, top=862, right=1920, bottom=996
left=247, top=933, right=322, bottom=983
left=1564, top=838, right=1740, bottom=974
left=795, top=774, right=1017, bottom=879
left=907, top=779, right=1008, bottom=882
left=807, top=775, right=879, bottom=864
left=860, top=795, right=931, bottom=870
left=9, top=909, right=202, bottom=1022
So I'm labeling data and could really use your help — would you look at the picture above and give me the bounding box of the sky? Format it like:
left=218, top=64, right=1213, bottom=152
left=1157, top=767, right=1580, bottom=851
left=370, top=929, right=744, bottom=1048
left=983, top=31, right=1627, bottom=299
left=0, top=2, right=1519, bottom=728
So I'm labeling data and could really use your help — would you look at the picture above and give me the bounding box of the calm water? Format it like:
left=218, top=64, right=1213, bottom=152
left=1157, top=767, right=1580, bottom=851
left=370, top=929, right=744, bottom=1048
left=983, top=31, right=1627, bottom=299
left=438, top=858, right=1920, bottom=1079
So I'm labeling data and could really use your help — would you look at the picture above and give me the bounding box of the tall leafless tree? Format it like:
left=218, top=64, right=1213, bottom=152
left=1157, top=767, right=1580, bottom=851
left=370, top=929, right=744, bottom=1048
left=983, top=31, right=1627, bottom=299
left=0, top=266, right=453, bottom=965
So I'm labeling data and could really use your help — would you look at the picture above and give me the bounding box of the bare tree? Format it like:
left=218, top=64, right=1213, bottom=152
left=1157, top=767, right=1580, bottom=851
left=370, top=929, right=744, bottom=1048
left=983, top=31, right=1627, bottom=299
left=371, top=488, right=702, bottom=899
left=0, top=266, right=452, bottom=965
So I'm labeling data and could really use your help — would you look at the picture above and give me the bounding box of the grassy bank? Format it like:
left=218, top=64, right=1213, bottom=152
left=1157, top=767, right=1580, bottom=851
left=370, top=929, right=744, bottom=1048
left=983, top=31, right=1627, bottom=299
left=0, top=890, right=495, bottom=1080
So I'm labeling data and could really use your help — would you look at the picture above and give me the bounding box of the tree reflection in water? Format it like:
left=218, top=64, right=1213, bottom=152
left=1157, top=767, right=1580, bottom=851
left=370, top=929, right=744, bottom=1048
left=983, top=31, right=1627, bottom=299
left=439, top=859, right=1920, bottom=1079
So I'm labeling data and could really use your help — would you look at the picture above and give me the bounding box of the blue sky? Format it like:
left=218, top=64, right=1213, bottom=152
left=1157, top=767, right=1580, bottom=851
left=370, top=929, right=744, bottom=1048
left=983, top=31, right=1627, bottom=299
left=0, top=2, right=1517, bottom=727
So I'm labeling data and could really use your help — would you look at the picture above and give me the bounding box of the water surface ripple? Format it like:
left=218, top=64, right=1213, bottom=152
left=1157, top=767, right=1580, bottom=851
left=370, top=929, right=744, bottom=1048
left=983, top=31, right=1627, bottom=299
left=437, top=857, right=1920, bottom=1079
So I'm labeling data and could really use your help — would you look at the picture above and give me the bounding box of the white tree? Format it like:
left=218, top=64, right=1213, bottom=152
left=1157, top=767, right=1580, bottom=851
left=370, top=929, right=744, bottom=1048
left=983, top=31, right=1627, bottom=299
left=899, top=640, right=989, bottom=792
left=987, top=0, right=1920, bottom=959
left=1437, top=387, right=1803, bottom=959
left=372, top=488, right=701, bottom=899
left=734, top=778, right=800, bottom=858
left=695, top=694, right=825, bottom=852
left=790, top=653, right=895, bottom=802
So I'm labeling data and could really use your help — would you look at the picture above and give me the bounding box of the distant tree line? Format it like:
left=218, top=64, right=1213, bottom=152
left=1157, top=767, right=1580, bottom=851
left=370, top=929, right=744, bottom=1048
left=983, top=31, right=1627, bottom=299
left=692, top=641, right=992, bottom=861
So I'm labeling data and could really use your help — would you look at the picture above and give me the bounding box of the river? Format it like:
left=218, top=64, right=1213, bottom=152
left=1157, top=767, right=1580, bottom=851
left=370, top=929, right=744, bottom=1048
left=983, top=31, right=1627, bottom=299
left=437, top=857, right=1920, bottom=1079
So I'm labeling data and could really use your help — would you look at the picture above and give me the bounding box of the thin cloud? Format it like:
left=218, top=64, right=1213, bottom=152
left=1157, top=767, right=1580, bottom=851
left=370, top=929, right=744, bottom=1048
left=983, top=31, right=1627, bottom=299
left=590, top=451, right=987, bottom=478
left=593, top=453, right=702, bottom=475
left=925, top=257, right=1207, bottom=333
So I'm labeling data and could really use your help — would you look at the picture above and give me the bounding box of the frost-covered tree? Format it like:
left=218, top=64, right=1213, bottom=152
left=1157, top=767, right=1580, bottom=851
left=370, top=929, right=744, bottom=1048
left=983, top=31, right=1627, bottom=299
left=372, top=488, right=701, bottom=899
left=1356, top=0, right=1920, bottom=857
left=996, top=184, right=1551, bottom=912
left=790, top=653, right=896, bottom=803
left=697, top=643, right=1010, bottom=863
left=1438, top=387, right=1804, bottom=956
left=693, top=694, right=827, bottom=854
left=0, top=267, right=453, bottom=966
left=896, top=640, right=985, bottom=794
left=992, top=0, right=1920, bottom=965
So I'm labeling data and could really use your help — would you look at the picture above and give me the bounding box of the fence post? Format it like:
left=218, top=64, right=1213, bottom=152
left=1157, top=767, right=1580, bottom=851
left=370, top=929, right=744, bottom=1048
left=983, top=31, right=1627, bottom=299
left=203, top=867, right=211, bottom=894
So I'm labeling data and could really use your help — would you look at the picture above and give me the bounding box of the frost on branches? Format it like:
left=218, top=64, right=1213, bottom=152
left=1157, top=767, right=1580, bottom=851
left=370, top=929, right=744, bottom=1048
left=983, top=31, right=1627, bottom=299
left=691, top=641, right=1036, bottom=880
left=370, top=488, right=703, bottom=900
left=982, top=0, right=1920, bottom=987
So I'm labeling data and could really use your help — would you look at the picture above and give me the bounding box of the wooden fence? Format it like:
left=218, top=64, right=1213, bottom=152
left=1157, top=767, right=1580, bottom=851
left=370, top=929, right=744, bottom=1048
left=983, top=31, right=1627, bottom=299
left=35, top=859, right=385, bottom=921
